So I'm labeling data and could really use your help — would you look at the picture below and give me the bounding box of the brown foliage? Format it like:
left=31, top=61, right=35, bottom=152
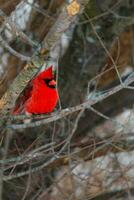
left=28, top=0, right=64, bottom=40
left=97, top=29, right=134, bottom=89
left=0, top=0, right=21, bottom=15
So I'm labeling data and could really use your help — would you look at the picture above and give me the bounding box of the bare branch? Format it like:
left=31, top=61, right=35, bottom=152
left=2, top=135, right=134, bottom=181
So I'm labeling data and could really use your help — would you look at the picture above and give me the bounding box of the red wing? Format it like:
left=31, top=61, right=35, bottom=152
left=12, top=83, right=33, bottom=114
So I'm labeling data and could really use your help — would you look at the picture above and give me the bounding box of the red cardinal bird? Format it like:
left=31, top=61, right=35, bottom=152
left=12, top=66, right=58, bottom=115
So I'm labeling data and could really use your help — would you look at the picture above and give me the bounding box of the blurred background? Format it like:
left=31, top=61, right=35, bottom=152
left=0, top=0, right=134, bottom=199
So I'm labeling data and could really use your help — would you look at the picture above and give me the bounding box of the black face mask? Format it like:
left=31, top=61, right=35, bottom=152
left=43, top=78, right=56, bottom=89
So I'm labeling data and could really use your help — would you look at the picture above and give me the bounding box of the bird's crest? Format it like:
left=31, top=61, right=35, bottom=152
left=38, top=66, right=53, bottom=80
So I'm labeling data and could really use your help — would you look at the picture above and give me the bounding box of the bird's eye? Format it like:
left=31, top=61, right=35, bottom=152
left=44, top=79, right=56, bottom=89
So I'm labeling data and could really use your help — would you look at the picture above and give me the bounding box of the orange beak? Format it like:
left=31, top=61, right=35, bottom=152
left=49, top=80, right=56, bottom=86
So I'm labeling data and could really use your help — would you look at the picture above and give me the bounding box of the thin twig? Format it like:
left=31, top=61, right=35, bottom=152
left=88, top=15, right=123, bottom=85
left=3, top=135, right=134, bottom=181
